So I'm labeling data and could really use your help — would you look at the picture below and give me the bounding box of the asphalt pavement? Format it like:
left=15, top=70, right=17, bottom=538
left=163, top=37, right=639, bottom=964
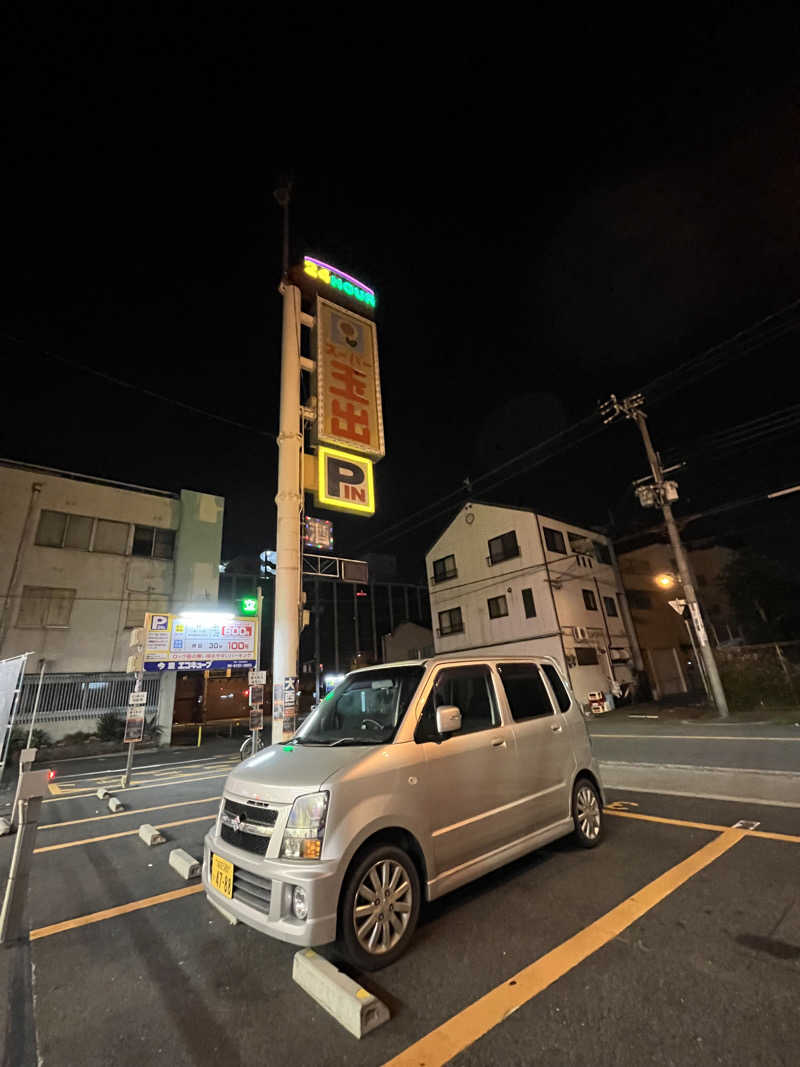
left=1, top=739, right=798, bottom=1066
left=589, top=717, right=800, bottom=772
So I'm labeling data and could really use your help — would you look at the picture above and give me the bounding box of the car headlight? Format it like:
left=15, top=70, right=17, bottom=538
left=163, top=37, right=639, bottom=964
left=280, top=791, right=328, bottom=860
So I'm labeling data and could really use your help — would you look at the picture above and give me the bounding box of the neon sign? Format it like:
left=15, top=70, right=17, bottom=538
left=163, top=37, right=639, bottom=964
left=303, top=257, right=376, bottom=308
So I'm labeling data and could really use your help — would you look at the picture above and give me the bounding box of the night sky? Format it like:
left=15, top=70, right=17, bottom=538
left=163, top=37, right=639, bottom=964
left=5, top=8, right=800, bottom=584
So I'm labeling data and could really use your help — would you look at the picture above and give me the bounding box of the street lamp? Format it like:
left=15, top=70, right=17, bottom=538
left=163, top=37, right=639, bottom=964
left=654, top=573, right=676, bottom=590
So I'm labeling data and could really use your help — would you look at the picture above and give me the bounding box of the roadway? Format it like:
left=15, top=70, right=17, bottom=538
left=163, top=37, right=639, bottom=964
left=1, top=741, right=798, bottom=1065
left=589, top=717, right=800, bottom=773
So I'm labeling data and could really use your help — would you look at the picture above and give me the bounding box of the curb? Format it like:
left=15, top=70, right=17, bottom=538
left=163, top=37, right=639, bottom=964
left=599, top=759, right=800, bottom=809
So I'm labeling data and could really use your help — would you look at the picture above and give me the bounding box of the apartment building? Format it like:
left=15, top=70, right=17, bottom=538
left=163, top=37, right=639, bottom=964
left=425, top=502, right=641, bottom=707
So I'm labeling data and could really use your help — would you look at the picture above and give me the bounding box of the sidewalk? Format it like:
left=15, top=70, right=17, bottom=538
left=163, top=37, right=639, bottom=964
left=592, top=700, right=800, bottom=727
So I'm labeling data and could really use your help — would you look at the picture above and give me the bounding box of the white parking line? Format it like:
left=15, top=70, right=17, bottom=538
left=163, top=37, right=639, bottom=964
left=52, top=753, right=236, bottom=782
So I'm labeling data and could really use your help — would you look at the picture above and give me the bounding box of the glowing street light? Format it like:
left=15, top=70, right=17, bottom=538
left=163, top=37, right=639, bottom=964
left=654, top=573, right=676, bottom=589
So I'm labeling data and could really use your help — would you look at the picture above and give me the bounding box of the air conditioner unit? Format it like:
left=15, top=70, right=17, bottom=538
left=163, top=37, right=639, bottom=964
left=574, top=626, right=589, bottom=641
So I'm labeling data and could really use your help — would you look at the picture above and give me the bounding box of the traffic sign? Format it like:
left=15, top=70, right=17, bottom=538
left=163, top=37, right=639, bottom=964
left=248, top=670, right=267, bottom=686
left=128, top=691, right=147, bottom=706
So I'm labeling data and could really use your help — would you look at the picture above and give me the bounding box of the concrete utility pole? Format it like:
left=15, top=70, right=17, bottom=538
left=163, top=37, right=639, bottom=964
left=271, top=183, right=303, bottom=743
left=600, top=393, right=729, bottom=718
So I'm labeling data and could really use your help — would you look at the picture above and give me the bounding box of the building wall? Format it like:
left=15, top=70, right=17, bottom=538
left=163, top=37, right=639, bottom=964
left=381, top=621, right=434, bottom=662
left=425, top=502, right=636, bottom=706
left=0, top=461, right=224, bottom=740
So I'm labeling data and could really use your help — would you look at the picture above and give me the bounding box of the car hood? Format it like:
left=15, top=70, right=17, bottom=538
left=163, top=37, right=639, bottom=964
left=223, top=742, right=374, bottom=805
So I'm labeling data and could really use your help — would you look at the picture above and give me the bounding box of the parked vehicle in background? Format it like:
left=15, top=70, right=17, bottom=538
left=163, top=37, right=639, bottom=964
left=204, top=655, right=604, bottom=969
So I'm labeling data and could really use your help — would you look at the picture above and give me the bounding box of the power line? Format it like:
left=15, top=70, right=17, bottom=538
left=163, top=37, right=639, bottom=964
left=2, top=334, right=277, bottom=440
left=358, top=298, right=800, bottom=553
left=663, top=402, right=800, bottom=465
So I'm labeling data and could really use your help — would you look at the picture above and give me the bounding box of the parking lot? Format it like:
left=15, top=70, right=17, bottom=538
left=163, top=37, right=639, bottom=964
left=2, top=743, right=798, bottom=1066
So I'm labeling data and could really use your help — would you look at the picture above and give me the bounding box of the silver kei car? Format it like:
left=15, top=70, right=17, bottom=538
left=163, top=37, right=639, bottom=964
left=203, top=655, right=604, bottom=970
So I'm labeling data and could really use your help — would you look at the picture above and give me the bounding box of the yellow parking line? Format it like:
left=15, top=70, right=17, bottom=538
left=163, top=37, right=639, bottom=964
left=39, top=795, right=220, bottom=830
left=606, top=808, right=800, bottom=843
left=34, top=815, right=215, bottom=853
left=30, top=885, right=204, bottom=941
left=384, top=828, right=746, bottom=1067
left=43, top=770, right=231, bottom=802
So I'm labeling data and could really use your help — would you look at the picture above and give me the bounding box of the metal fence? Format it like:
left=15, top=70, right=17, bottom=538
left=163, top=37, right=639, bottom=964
left=14, top=672, right=161, bottom=724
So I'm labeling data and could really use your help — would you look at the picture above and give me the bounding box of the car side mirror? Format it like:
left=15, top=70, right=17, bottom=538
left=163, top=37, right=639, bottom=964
left=436, top=705, right=462, bottom=735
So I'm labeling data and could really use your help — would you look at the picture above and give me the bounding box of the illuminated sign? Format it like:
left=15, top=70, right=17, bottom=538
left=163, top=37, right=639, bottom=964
left=303, top=257, right=376, bottom=308
left=304, top=515, right=334, bottom=551
left=239, top=596, right=258, bottom=616
left=142, top=613, right=258, bottom=671
left=314, top=297, right=385, bottom=460
left=316, top=445, right=375, bottom=516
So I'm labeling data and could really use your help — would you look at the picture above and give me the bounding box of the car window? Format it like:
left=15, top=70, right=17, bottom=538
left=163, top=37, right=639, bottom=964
left=415, top=665, right=499, bottom=742
left=295, top=666, right=424, bottom=745
left=497, top=663, right=555, bottom=721
left=541, top=663, right=572, bottom=712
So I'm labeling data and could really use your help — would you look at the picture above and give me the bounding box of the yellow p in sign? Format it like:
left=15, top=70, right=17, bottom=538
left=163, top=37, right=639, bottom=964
left=316, top=445, right=375, bottom=515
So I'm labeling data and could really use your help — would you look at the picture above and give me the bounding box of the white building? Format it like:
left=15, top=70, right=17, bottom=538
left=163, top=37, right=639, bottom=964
left=0, top=459, right=224, bottom=742
left=425, top=501, right=642, bottom=707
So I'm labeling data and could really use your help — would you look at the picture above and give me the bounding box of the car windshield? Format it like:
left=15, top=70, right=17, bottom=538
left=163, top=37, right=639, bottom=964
left=293, top=665, right=425, bottom=745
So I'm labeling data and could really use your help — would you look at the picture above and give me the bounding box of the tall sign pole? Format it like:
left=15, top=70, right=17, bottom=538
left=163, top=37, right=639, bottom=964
left=600, top=393, right=729, bottom=718
left=272, top=185, right=303, bottom=743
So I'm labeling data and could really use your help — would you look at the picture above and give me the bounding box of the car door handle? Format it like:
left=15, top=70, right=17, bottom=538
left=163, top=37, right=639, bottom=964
left=550, top=723, right=563, bottom=732
left=491, top=738, right=506, bottom=748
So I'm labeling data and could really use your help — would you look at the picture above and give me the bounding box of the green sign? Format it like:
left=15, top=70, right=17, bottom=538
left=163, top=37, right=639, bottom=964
left=239, top=596, right=258, bottom=616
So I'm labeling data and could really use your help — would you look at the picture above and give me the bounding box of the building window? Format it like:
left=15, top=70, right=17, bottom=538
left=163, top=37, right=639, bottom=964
left=487, top=595, right=508, bottom=619
left=628, top=590, right=652, bottom=610
left=133, top=525, right=176, bottom=560
left=603, top=596, right=619, bottom=617
left=568, top=531, right=593, bottom=556
left=438, top=607, right=464, bottom=636
left=497, top=663, right=554, bottom=721
left=93, top=519, right=129, bottom=555
left=593, top=541, right=612, bottom=565
left=17, top=586, right=76, bottom=629
left=487, top=530, right=520, bottom=565
left=575, top=646, right=599, bottom=666
left=543, top=526, right=566, bottom=554
left=432, top=554, right=457, bottom=583
left=522, top=587, right=536, bottom=618
left=582, top=589, right=598, bottom=611
left=35, top=510, right=92, bottom=550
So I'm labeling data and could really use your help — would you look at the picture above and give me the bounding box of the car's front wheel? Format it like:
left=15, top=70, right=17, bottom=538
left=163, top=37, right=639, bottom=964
left=338, top=844, right=421, bottom=971
left=572, top=777, right=603, bottom=848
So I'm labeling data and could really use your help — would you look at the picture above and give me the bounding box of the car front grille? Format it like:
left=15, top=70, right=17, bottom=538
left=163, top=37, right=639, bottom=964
left=232, top=868, right=272, bottom=914
left=223, top=798, right=277, bottom=827
left=220, top=823, right=269, bottom=856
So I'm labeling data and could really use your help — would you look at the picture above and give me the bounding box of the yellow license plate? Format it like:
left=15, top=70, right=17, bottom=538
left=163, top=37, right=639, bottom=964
left=211, top=853, right=234, bottom=899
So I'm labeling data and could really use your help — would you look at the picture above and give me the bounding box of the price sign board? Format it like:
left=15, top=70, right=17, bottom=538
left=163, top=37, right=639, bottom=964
left=143, top=613, right=258, bottom=672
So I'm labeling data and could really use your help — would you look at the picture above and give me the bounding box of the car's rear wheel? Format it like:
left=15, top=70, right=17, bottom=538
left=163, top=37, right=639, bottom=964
left=572, top=777, right=603, bottom=848
left=338, top=844, right=421, bottom=971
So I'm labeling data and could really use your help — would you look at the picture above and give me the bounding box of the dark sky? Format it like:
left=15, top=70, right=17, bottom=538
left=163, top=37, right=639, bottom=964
left=5, top=7, right=800, bottom=579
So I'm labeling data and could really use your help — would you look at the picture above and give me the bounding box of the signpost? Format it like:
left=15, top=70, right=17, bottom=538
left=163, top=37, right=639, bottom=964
left=271, top=214, right=384, bottom=745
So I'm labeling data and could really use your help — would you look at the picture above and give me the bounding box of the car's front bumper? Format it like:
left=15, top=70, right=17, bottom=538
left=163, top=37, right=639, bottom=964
left=202, top=829, right=339, bottom=946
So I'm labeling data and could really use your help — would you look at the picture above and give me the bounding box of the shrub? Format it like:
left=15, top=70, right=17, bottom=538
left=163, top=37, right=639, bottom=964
left=61, top=731, right=93, bottom=745
left=96, top=711, right=125, bottom=742
left=7, top=726, right=52, bottom=753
